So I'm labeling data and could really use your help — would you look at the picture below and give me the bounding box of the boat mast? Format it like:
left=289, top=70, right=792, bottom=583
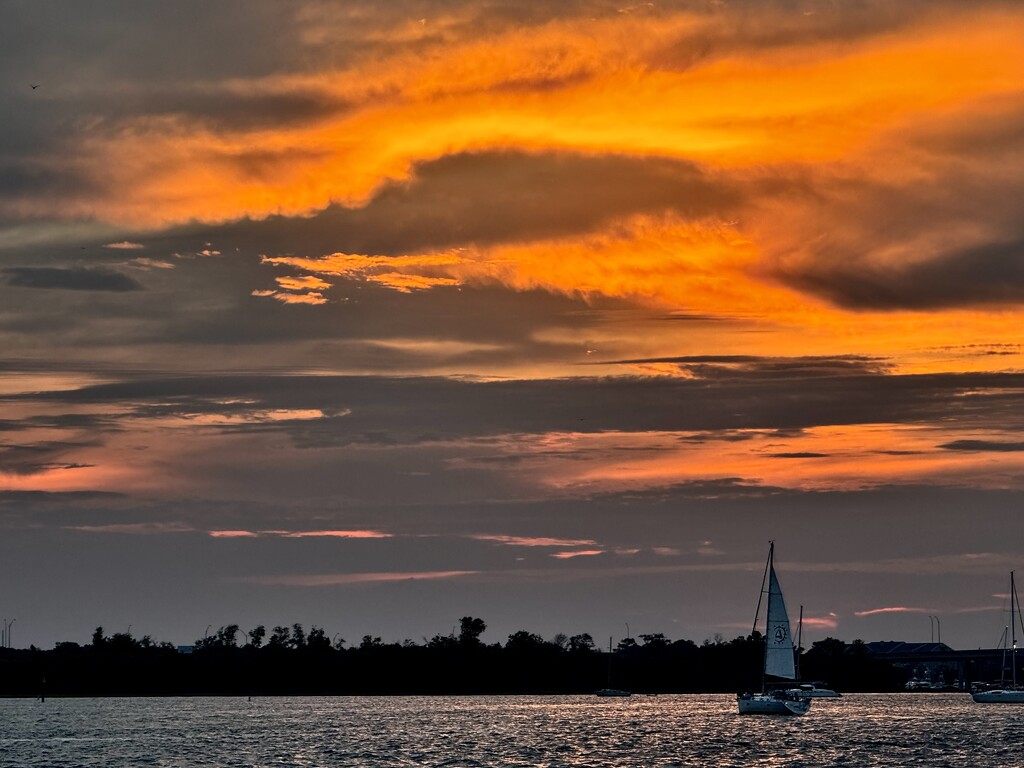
left=796, top=604, right=803, bottom=681
left=1012, top=572, right=1017, bottom=689
left=607, top=636, right=613, bottom=687
left=759, top=541, right=775, bottom=694
left=752, top=541, right=772, bottom=636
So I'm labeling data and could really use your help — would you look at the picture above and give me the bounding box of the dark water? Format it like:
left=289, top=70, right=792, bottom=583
left=2, top=694, right=1022, bottom=767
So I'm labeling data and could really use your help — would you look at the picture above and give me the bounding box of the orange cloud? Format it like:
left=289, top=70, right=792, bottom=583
left=275, top=275, right=331, bottom=291
left=272, top=291, right=327, bottom=305
left=455, top=423, right=1024, bottom=496
left=9, top=5, right=1023, bottom=371
left=208, top=529, right=392, bottom=539
left=18, top=8, right=1023, bottom=234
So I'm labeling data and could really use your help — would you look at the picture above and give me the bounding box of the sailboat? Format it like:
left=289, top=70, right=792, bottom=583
left=737, top=542, right=811, bottom=715
left=972, top=571, right=1024, bottom=703
left=595, top=636, right=631, bottom=697
left=787, top=606, right=841, bottom=698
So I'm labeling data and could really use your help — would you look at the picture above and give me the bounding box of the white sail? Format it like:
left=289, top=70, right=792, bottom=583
left=764, top=563, right=797, bottom=679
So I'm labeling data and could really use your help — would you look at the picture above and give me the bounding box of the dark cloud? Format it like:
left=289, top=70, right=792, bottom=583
left=174, top=151, right=744, bottom=257
left=939, top=440, right=1024, bottom=453
left=776, top=238, right=1024, bottom=311
left=602, top=355, right=888, bottom=378
left=0, top=160, right=101, bottom=200
left=677, top=429, right=804, bottom=445
left=2, top=266, right=142, bottom=292
left=0, top=440, right=98, bottom=476
left=0, top=413, right=116, bottom=433
left=762, top=96, right=1024, bottom=311
left=11, top=366, right=1024, bottom=445
left=0, top=244, right=617, bottom=373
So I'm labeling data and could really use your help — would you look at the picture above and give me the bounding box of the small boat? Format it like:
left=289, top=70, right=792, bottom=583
left=789, top=683, right=842, bottom=698
left=785, top=607, right=840, bottom=699
left=595, top=636, right=631, bottom=697
left=972, top=570, right=1024, bottom=703
left=737, top=542, right=811, bottom=716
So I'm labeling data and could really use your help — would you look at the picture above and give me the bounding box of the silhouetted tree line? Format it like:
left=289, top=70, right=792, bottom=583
left=0, top=617, right=906, bottom=696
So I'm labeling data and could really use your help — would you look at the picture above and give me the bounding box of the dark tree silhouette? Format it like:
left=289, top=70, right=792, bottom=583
left=568, top=633, right=596, bottom=653
left=269, top=625, right=291, bottom=648
left=248, top=625, right=266, bottom=648
left=0, top=616, right=920, bottom=696
left=459, top=617, right=486, bottom=648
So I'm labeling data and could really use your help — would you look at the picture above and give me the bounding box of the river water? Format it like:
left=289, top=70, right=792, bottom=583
left=1, top=693, right=1021, bottom=767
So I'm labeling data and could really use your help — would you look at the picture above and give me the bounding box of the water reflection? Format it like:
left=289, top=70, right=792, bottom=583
left=1, top=694, right=1022, bottom=767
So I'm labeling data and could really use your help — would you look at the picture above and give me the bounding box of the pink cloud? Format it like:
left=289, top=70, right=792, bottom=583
left=279, top=529, right=393, bottom=539
left=470, top=533, right=599, bottom=548
left=854, top=606, right=930, bottom=617
left=550, top=549, right=604, bottom=559
left=241, top=570, right=478, bottom=586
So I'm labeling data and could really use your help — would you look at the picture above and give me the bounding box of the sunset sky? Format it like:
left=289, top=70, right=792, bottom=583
left=3, top=0, right=1024, bottom=651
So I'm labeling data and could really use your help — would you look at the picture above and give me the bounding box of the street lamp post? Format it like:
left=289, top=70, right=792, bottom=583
left=7, top=618, right=15, bottom=649
left=935, top=616, right=941, bottom=644
left=928, top=615, right=935, bottom=643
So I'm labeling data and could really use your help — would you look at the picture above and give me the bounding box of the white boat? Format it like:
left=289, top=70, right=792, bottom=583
left=737, top=542, right=811, bottom=716
left=972, top=570, right=1024, bottom=703
left=786, top=607, right=840, bottom=698
left=789, top=683, right=842, bottom=698
left=595, top=636, right=631, bottom=697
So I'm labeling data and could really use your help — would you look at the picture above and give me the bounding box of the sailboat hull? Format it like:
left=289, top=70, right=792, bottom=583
left=972, top=689, right=1024, bottom=703
left=973, top=571, right=1023, bottom=703
left=737, top=693, right=811, bottom=715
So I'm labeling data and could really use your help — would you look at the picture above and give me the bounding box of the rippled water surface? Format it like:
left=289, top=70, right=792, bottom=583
left=2, top=694, right=1022, bottom=767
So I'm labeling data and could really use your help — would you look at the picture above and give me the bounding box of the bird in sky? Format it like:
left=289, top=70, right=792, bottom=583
left=30, top=84, right=40, bottom=89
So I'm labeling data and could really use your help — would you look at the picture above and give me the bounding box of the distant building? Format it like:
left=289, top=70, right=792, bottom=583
left=176, top=645, right=194, bottom=655
left=864, top=641, right=953, bottom=655
left=863, top=640, right=1005, bottom=688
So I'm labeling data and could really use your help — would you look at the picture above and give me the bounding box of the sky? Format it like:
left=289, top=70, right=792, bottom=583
left=2, top=0, right=1024, bottom=652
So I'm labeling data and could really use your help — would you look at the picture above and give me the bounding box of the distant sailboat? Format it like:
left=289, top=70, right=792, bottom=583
left=787, top=605, right=841, bottom=699
left=972, top=571, right=1024, bottom=703
left=595, top=637, right=631, bottom=697
left=737, top=542, right=811, bottom=715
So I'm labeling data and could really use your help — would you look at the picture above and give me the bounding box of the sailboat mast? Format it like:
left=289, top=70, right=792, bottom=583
left=796, top=604, right=803, bottom=681
left=760, top=541, right=774, bottom=694
left=752, top=541, right=772, bottom=635
left=607, top=636, right=613, bottom=687
left=1012, top=572, right=1017, bottom=689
